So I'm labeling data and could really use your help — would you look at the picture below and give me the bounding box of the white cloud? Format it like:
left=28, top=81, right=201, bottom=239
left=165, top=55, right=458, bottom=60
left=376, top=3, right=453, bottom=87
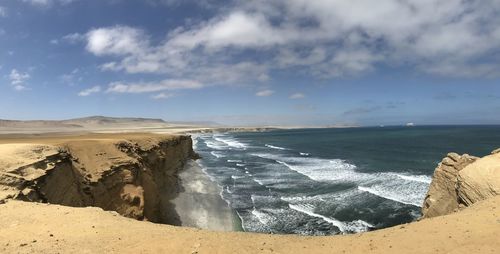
left=151, top=93, right=175, bottom=100
left=86, top=26, right=147, bottom=56
left=147, top=0, right=215, bottom=8
left=256, top=89, right=274, bottom=97
left=167, top=12, right=286, bottom=50
left=59, top=68, right=81, bottom=86
left=0, top=6, right=7, bottom=17
left=74, top=0, right=500, bottom=84
left=62, top=33, right=86, bottom=44
left=106, top=79, right=203, bottom=93
left=8, top=69, right=30, bottom=91
left=289, top=93, right=305, bottom=99
left=23, top=0, right=78, bottom=7
left=78, top=86, right=101, bottom=96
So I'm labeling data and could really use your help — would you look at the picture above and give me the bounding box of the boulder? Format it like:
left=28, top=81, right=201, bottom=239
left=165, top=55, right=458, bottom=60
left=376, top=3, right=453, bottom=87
left=422, top=153, right=478, bottom=218
left=422, top=149, right=500, bottom=218
left=457, top=152, right=500, bottom=206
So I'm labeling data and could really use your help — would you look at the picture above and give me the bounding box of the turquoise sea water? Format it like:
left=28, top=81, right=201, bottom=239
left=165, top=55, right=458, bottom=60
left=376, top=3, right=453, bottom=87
left=193, top=126, right=500, bottom=235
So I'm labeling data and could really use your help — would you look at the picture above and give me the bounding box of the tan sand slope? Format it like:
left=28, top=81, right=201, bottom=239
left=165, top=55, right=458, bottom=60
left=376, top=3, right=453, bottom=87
left=0, top=116, right=279, bottom=135
left=0, top=196, right=498, bottom=254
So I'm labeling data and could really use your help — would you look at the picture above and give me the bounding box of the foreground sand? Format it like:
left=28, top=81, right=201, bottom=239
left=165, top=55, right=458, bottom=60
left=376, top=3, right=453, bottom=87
left=0, top=196, right=498, bottom=253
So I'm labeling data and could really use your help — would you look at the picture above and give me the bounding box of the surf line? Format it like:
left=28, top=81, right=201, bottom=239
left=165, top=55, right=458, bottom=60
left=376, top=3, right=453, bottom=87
left=288, top=204, right=346, bottom=233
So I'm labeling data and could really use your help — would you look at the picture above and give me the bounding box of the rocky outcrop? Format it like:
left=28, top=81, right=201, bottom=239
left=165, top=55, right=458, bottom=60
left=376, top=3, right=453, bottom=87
left=422, top=149, right=500, bottom=218
left=457, top=151, right=500, bottom=206
left=0, top=134, right=197, bottom=224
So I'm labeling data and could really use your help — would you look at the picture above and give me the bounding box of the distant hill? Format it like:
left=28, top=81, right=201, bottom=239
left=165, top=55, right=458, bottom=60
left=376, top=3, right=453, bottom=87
left=0, top=116, right=168, bottom=129
left=0, top=119, right=82, bottom=128
left=63, top=116, right=167, bottom=125
left=167, top=120, right=221, bottom=127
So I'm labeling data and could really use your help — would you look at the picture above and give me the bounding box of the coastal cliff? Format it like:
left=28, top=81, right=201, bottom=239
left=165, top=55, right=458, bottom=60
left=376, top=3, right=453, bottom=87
left=0, top=134, right=197, bottom=223
left=422, top=149, right=500, bottom=218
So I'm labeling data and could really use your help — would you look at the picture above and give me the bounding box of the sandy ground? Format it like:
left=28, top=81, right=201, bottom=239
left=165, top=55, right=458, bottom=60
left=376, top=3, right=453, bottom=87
left=0, top=196, right=498, bottom=254
left=0, top=132, right=176, bottom=145
left=172, top=160, right=239, bottom=231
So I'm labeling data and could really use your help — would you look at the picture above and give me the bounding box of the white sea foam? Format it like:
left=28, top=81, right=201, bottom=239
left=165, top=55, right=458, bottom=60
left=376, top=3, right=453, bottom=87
left=358, top=171, right=431, bottom=207
left=251, top=208, right=273, bottom=225
left=344, top=220, right=374, bottom=233
left=191, top=135, right=199, bottom=150
left=236, top=163, right=246, bottom=167
left=393, top=173, right=432, bottom=184
left=265, top=144, right=290, bottom=150
left=260, top=152, right=431, bottom=204
left=281, top=189, right=357, bottom=204
left=358, top=186, right=422, bottom=207
left=210, top=151, right=224, bottom=158
left=213, top=136, right=247, bottom=149
left=288, top=203, right=374, bottom=233
left=253, top=153, right=430, bottom=206
left=227, top=159, right=243, bottom=163
left=194, top=161, right=217, bottom=183
left=205, top=141, right=226, bottom=150
left=253, top=178, right=265, bottom=186
left=289, top=204, right=346, bottom=233
left=273, top=158, right=359, bottom=182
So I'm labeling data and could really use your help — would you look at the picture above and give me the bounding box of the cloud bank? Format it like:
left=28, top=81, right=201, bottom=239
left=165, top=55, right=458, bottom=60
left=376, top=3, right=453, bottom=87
left=78, top=86, right=101, bottom=96
left=60, top=0, right=500, bottom=99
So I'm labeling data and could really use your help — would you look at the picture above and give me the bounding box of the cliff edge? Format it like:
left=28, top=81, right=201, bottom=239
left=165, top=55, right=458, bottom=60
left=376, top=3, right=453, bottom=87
left=0, top=133, right=197, bottom=223
left=422, top=149, right=500, bottom=218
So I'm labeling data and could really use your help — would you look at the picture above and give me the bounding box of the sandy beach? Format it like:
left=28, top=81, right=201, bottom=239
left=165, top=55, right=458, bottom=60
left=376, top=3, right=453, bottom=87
left=172, top=160, right=241, bottom=231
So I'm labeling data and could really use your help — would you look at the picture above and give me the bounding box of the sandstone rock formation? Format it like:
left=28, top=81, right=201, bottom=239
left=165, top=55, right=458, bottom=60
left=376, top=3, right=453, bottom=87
left=0, top=134, right=197, bottom=223
left=422, top=149, right=500, bottom=218
left=457, top=151, right=500, bottom=206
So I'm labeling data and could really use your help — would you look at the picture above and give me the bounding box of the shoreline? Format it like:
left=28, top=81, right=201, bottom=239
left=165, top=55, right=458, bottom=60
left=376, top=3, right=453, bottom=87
left=171, top=160, right=242, bottom=232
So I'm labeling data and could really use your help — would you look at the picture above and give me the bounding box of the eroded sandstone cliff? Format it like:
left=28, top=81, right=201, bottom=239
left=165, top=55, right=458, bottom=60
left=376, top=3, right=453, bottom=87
left=422, top=149, right=500, bottom=218
left=0, top=134, right=197, bottom=223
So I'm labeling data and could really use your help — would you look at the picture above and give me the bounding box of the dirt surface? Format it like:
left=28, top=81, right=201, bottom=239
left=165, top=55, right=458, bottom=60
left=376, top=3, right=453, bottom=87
left=0, top=196, right=498, bottom=254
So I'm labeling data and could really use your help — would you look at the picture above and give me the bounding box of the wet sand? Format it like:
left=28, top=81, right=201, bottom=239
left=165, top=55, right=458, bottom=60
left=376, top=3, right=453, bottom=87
left=172, top=160, right=241, bottom=231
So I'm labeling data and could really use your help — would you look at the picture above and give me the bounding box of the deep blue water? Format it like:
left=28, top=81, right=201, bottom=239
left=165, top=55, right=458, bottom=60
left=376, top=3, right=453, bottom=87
left=192, top=126, right=500, bottom=235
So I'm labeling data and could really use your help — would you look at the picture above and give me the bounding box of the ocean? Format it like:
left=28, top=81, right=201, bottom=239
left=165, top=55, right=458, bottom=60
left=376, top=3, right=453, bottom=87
left=192, top=126, right=500, bottom=235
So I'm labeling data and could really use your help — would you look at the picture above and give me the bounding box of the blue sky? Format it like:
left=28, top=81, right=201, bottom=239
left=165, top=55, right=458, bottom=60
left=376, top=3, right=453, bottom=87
left=1, top=0, right=499, bottom=126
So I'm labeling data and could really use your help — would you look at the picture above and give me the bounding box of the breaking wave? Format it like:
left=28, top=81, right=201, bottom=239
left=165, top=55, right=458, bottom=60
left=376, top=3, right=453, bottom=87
left=265, top=144, right=290, bottom=150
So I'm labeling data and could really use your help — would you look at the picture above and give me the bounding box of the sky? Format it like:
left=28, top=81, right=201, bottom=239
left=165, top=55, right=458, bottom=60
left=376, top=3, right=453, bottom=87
left=1, top=0, right=500, bottom=126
